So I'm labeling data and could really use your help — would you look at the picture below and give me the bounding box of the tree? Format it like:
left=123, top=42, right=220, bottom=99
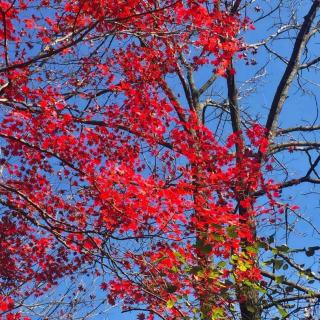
left=1, top=0, right=320, bottom=319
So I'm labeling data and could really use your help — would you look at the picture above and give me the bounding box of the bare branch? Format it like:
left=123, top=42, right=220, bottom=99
left=265, top=0, right=320, bottom=138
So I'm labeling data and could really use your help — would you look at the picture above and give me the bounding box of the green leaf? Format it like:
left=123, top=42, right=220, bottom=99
left=275, top=275, right=284, bottom=284
left=173, top=250, right=186, bottom=263
left=276, top=245, right=289, bottom=253
left=217, top=261, right=226, bottom=268
left=226, top=226, right=238, bottom=238
left=274, top=259, right=284, bottom=270
left=211, top=307, right=224, bottom=319
left=276, top=305, right=288, bottom=318
left=263, top=259, right=274, bottom=266
left=213, top=234, right=224, bottom=242
left=166, top=285, right=178, bottom=293
left=246, top=305, right=255, bottom=313
left=242, top=279, right=267, bottom=293
left=246, top=245, right=258, bottom=254
left=238, top=261, right=247, bottom=272
left=209, top=271, right=219, bottom=279
left=195, top=239, right=212, bottom=254
left=230, top=254, right=239, bottom=263
left=195, top=238, right=205, bottom=248
left=307, top=290, right=316, bottom=297
left=190, top=266, right=202, bottom=274
left=196, top=269, right=204, bottom=277
left=166, top=299, right=175, bottom=309
left=171, top=266, right=179, bottom=273
left=201, top=244, right=212, bottom=254
left=267, top=235, right=275, bottom=244
left=282, top=263, right=288, bottom=270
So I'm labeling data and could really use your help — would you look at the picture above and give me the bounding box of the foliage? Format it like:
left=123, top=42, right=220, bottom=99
left=1, top=1, right=320, bottom=320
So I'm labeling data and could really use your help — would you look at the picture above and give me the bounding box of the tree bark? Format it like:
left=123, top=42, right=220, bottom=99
left=227, top=64, right=261, bottom=320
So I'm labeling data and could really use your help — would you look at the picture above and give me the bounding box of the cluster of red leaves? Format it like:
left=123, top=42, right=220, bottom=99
left=0, top=0, right=278, bottom=319
left=0, top=296, right=30, bottom=320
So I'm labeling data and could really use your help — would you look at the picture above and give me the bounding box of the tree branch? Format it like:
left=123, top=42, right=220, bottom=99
left=265, top=0, right=320, bottom=138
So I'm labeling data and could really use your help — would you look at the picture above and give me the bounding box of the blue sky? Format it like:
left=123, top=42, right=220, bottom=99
left=2, top=1, right=320, bottom=319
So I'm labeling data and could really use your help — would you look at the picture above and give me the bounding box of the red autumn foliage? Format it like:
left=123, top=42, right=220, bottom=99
left=0, top=0, right=282, bottom=319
